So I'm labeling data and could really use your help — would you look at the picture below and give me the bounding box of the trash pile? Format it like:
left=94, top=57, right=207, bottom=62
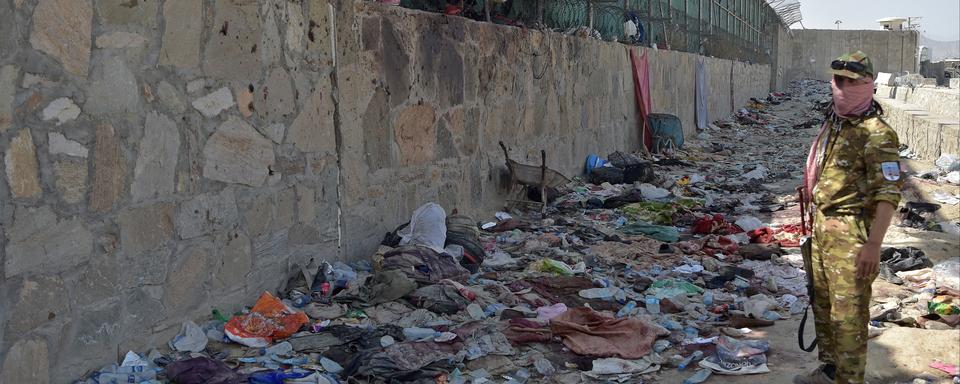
left=76, top=82, right=960, bottom=383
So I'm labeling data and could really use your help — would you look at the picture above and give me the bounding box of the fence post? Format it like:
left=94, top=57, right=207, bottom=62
left=484, top=0, right=490, bottom=22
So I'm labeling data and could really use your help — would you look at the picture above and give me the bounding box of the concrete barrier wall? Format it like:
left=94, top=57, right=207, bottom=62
left=781, top=29, right=918, bottom=84
left=0, top=1, right=770, bottom=381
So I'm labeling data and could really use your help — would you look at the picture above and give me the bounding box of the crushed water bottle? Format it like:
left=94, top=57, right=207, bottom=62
left=616, top=301, right=637, bottom=318
left=678, top=350, right=704, bottom=370
left=534, top=358, right=556, bottom=376
left=654, top=339, right=672, bottom=353
left=645, top=296, right=661, bottom=314
left=683, top=368, right=712, bottom=384
left=403, top=327, right=440, bottom=341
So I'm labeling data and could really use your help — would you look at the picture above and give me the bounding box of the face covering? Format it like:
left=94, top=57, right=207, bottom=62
left=831, top=76, right=874, bottom=118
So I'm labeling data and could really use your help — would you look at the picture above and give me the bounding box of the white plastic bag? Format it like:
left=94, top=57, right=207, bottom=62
left=934, top=259, right=960, bottom=291
left=935, top=154, right=960, bottom=172
left=169, top=321, right=207, bottom=352
left=398, top=203, right=447, bottom=253
left=734, top=216, right=764, bottom=232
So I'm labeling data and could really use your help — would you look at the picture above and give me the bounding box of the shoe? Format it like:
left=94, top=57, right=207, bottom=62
left=793, top=364, right=835, bottom=384
left=879, top=264, right=904, bottom=285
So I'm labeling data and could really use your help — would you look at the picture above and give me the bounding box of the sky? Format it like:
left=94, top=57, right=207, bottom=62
left=793, top=0, right=960, bottom=41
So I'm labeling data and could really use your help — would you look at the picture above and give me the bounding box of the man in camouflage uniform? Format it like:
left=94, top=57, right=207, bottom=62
left=797, top=51, right=903, bottom=384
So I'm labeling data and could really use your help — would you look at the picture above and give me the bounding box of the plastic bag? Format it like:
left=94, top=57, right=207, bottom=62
left=935, top=154, right=960, bottom=172
left=169, top=321, right=207, bottom=352
left=225, top=292, right=309, bottom=347
left=398, top=203, right=447, bottom=253
left=527, top=259, right=584, bottom=276
left=933, top=259, right=960, bottom=291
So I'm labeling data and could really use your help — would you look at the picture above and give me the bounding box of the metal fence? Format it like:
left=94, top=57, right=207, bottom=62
left=397, top=0, right=798, bottom=64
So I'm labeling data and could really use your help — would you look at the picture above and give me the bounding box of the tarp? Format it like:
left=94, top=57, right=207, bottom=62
left=696, top=59, right=709, bottom=130
left=630, top=48, right=653, bottom=151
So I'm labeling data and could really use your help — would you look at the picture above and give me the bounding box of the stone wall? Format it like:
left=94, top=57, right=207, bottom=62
left=0, top=1, right=770, bottom=381
left=780, top=29, right=919, bottom=84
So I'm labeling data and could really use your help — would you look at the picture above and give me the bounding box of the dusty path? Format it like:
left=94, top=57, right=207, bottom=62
left=656, top=81, right=959, bottom=384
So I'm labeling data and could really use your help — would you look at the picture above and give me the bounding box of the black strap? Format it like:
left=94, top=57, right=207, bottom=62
left=798, top=304, right=818, bottom=352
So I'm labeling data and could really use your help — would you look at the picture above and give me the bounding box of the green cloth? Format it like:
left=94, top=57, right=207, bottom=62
left=619, top=222, right=679, bottom=243
left=620, top=199, right=702, bottom=225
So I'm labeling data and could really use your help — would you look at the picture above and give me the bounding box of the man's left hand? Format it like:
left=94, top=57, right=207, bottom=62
left=856, top=242, right=881, bottom=279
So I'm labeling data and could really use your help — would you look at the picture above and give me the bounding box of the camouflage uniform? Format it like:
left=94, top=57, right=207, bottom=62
left=810, top=113, right=903, bottom=384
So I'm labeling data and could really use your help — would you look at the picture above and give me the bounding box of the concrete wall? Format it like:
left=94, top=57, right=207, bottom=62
left=0, top=1, right=770, bottom=381
left=875, top=85, right=960, bottom=160
left=780, top=29, right=919, bottom=84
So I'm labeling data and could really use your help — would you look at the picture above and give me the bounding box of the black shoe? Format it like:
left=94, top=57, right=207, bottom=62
left=879, top=264, right=904, bottom=285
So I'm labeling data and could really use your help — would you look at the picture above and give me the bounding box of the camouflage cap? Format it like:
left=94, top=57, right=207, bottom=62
left=828, top=50, right=875, bottom=80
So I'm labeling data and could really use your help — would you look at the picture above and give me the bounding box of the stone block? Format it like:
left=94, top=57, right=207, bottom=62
left=5, top=275, right=68, bottom=334
left=262, top=123, right=285, bottom=144
left=164, top=245, right=212, bottom=314
left=48, top=132, right=89, bottom=158
left=202, top=116, right=275, bottom=187
left=203, top=0, right=261, bottom=81
left=74, top=252, right=120, bottom=306
left=41, top=97, right=81, bottom=125
left=276, top=186, right=296, bottom=229
left=30, top=0, right=93, bottom=76
left=381, top=19, right=410, bottom=107
left=296, top=185, right=316, bottom=224
left=95, top=31, right=147, bottom=49
left=285, top=2, right=305, bottom=54
left=257, top=67, right=296, bottom=123
left=159, top=0, right=202, bottom=68
left=214, top=230, right=252, bottom=290
left=4, top=205, right=94, bottom=277
left=5, top=129, right=42, bottom=199
left=0, top=65, right=16, bottom=132
left=395, top=104, right=437, bottom=166
left=0, top=338, right=49, bottom=384
left=177, top=187, right=239, bottom=239
left=118, top=203, right=175, bottom=256
left=362, top=88, right=393, bottom=171
left=287, top=84, right=335, bottom=154
left=259, top=0, right=283, bottom=66
left=120, top=248, right=170, bottom=288
left=59, top=300, right=121, bottom=375
left=95, top=0, right=157, bottom=27
left=85, top=54, right=141, bottom=116
left=124, top=286, right=164, bottom=326
left=90, top=124, right=126, bottom=212
left=53, top=159, right=88, bottom=204
left=157, top=81, right=186, bottom=114
left=252, top=230, right=289, bottom=269
left=131, top=111, right=180, bottom=202
left=192, top=87, right=235, bottom=118
left=242, top=193, right=274, bottom=238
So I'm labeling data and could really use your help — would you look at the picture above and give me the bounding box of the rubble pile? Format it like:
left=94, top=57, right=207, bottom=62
left=77, top=80, right=959, bottom=384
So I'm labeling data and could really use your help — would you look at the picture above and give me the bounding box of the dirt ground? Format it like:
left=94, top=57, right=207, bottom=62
left=655, top=90, right=960, bottom=384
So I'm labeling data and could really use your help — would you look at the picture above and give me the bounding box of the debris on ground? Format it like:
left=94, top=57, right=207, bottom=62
left=76, top=80, right=960, bottom=384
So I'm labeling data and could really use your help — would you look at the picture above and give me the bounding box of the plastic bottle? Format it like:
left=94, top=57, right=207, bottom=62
left=403, top=327, right=440, bottom=341
left=616, top=301, right=637, bottom=318
left=678, top=350, right=704, bottom=370
left=580, top=287, right=619, bottom=300
left=260, top=341, right=293, bottom=356
left=683, top=326, right=699, bottom=339
left=654, top=339, right=672, bottom=353
left=703, top=291, right=714, bottom=306
left=466, top=303, right=486, bottom=320
left=534, top=358, right=556, bottom=376
left=645, top=296, right=661, bottom=314
left=682, top=369, right=712, bottom=384
left=660, top=318, right=682, bottom=331
left=484, top=303, right=507, bottom=317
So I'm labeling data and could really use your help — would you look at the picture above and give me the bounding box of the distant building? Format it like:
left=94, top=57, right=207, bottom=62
left=877, top=17, right=907, bottom=31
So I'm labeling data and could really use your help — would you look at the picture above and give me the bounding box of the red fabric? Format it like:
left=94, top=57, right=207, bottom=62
left=693, top=214, right=741, bottom=235
left=748, top=227, right=775, bottom=244
left=702, top=235, right=738, bottom=256
left=630, top=49, right=653, bottom=151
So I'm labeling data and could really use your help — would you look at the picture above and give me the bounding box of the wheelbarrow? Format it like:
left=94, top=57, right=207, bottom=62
left=499, top=141, right=570, bottom=213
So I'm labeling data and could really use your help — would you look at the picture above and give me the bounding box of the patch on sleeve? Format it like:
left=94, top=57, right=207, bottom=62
left=881, top=161, right=901, bottom=181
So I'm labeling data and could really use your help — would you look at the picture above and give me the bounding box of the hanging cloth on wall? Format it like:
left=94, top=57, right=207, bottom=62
left=629, top=48, right=653, bottom=151
left=695, top=59, right=709, bottom=130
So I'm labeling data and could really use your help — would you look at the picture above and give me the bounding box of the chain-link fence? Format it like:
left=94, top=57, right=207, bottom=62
left=396, top=0, right=791, bottom=64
